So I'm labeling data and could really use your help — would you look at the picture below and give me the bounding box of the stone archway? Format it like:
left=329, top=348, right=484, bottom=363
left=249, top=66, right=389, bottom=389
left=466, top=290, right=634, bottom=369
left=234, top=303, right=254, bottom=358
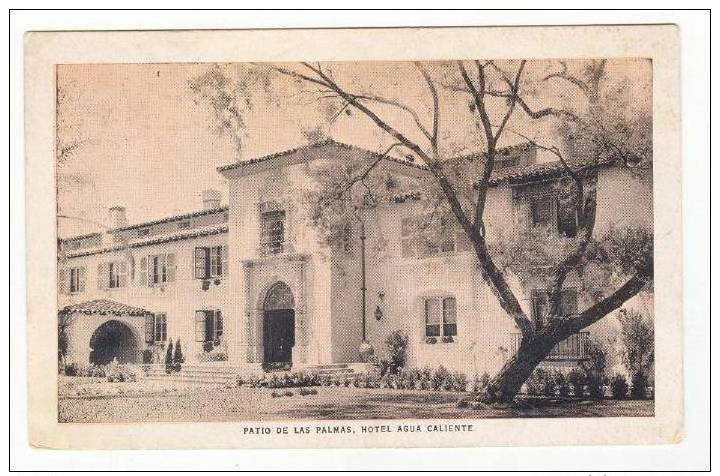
left=262, top=282, right=295, bottom=369
left=89, top=320, right=140, bottom=365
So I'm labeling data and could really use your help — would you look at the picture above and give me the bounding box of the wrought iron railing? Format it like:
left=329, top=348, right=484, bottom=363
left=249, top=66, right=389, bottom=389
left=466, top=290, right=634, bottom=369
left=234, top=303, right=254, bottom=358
left=510, top=331, right=590, bottom=361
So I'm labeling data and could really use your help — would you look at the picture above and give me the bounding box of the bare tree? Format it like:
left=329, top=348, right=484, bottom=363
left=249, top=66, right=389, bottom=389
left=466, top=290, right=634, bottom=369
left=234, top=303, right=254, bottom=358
left=192, top=60, right=653, bottom=402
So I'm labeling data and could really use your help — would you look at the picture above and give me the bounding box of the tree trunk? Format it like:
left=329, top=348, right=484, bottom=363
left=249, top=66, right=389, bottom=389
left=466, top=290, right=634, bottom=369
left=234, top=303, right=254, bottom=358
left=485, top=334, right=559, bottom=403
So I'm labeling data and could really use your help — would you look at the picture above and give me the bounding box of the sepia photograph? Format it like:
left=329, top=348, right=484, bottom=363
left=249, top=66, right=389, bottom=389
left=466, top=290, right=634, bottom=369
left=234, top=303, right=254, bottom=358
left=18, top=21, right=694, bottom=457
left=54, top=57, right=656, bottom=423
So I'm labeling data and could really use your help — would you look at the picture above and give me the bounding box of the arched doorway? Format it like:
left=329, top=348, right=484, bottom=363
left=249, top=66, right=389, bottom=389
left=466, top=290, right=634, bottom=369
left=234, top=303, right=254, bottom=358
left=89, top=320, right=139, bottom=365
left=263, top=282, right=295, bottom=369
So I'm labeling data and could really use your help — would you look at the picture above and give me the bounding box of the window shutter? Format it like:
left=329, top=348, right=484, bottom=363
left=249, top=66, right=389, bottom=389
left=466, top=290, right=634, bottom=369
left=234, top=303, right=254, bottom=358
left=140, top=257, right=148, bottom=286
left=221, top=246, right=228, bottom=277
left=58, top=268, right=68, bottom=295
left=194, top=247, right=207, bottom=279
left=195, top=311, right=206, bottom=342
left=97, top=263, right=107, bottom=289
left=78, top=267, right=86, bottom=292
left=166, top=253, right=176, bottom=282
left=145, top=314, right=155, bottom=343
left=215, top=310, right=223, bottom=339
left=119, top=261, right=128, bottom=287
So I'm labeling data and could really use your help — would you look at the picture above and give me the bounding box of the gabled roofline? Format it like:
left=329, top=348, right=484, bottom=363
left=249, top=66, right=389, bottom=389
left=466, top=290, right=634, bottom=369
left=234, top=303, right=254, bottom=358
left=217, top=138, right=425, bottom=174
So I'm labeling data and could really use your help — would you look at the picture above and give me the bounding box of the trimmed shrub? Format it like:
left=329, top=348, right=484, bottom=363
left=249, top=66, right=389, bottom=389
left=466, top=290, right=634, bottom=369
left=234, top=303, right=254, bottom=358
left=165, top=341, right=174, bottom=374
left=610, top=374, right=629, bottom=399
left=173, top=340, right=184, bottom=372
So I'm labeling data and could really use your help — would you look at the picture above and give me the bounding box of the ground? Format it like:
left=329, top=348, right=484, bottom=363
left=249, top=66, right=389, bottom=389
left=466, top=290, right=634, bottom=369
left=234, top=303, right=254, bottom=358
left=58, top=377, right=654, bottom=423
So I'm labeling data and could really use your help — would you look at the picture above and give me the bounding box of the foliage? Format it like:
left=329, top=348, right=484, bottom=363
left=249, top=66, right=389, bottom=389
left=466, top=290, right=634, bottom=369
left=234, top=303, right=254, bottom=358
left=238, top=371, right=321, bottom=389
left=172, top=340, right=184, bottom=372
left=105, top=361, right=138, bottom=383
left=385, top=330, right=409, bottom=375
left=579, top=340, right=608, bottom=400
left=617, top=308, right=654, bottom=392
left=610, top=374, right=629, bottom=400
left=630, top=372, right=650, bottom=400
left=63, top=362, right=79, bottom=376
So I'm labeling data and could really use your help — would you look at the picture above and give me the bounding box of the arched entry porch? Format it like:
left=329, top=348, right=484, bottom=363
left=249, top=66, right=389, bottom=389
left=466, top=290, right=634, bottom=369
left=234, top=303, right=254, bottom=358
left=262, top=281, right=295, bottom=369
left=89, top=320, right=140, bottom=365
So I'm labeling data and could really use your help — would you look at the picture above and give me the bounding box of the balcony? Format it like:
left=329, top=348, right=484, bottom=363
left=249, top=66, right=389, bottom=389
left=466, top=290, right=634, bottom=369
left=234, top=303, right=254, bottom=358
left=510, top=331, right=590, bottom=361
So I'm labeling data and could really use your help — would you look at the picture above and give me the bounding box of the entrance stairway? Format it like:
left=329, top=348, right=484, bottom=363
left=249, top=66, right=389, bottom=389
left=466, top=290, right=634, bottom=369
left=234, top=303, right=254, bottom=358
left=143, top=362, right=377, bottom=386
left=144, top=364, right=243, bottom=385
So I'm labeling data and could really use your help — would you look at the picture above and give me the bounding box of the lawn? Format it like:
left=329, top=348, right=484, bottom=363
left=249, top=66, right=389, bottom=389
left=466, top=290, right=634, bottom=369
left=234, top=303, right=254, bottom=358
left=58, top=378, right=654, bottom=423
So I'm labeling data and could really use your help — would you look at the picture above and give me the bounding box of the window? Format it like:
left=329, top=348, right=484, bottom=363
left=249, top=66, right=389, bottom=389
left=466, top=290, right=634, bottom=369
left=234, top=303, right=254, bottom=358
left=530, top=197, right=555, bottom=227
left=153, top=313, right=167, bottom=342
left=531, top=289, right=579, bottom=325
left=557, top=199, right=578, bottom=237
left=195, top=310, right=223, bottom=345
left=142, top=253, right=176, bottom=286
left=105, top=261, right=128, bottom=289
left=424, top=297, right=457, bottom=338
left=260, top=210, right=286, bottom=255
left=194, top=246, right=226, bottom=279
left=68, top=267, right=85, bottom=293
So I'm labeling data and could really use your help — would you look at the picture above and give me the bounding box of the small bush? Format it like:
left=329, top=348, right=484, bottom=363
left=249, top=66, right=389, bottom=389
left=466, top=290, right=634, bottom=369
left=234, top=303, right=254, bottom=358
left=610, top=374, right=629, bottom=399
left=165, top=341, right=174, bottom=374
left=555, top=372, right=570, bottom=398
left=567, top=369, right=586, bottom=398
left=172, top=340, right=184, bottom=372
left=106, top=362, right=137, bottom=383
left=385, top=330, right=409, bottom=375
left=64, top=363, right=79, bottom=376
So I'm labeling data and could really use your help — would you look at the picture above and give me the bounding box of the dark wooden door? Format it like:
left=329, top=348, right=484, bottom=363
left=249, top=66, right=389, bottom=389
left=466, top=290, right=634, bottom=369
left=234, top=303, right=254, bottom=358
left=263, top=309, right=295, bottom=365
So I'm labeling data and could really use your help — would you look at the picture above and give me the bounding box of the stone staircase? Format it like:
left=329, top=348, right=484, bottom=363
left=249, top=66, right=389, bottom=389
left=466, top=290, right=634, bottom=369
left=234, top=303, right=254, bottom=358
left=143, top=362, right=377, bottom=386
left=144, top=364, right=243, bottom=385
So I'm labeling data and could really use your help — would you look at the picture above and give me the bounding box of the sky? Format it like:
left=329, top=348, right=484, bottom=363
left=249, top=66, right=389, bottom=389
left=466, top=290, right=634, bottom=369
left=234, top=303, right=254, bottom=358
left=56, top=59, right=651, bottom=237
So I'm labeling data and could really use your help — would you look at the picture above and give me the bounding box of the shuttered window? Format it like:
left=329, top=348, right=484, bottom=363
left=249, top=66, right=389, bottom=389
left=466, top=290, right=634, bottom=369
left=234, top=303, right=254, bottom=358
left=145, top=253, right=176, bottom=285
left=195, top=246, right=226, bottom=279
left=69, top=267, right=85, bottom=293
left=195, top=310, right=223, bottom=343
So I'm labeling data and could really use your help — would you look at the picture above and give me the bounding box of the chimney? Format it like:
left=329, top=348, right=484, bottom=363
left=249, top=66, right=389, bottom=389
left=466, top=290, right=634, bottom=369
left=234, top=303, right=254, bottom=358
left=109, top=206, right=128, bottom=229
left=202, top=189, right=222, bottom=210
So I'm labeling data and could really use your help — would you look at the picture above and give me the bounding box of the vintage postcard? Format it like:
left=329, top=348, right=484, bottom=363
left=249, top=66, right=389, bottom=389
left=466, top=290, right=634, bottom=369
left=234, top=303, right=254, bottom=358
left=25, top=25, right=682, bottom=449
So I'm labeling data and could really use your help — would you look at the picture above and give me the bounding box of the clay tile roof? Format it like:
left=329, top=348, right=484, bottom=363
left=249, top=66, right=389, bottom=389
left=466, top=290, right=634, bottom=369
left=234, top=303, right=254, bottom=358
left=60, top=299, right=151, bottom=316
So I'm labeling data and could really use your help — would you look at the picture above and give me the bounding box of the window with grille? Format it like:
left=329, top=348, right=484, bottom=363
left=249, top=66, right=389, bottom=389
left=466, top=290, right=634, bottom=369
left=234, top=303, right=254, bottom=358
left=260, top=210, right=285, bottom=255
left=424, top=297, right=457, bottom=338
